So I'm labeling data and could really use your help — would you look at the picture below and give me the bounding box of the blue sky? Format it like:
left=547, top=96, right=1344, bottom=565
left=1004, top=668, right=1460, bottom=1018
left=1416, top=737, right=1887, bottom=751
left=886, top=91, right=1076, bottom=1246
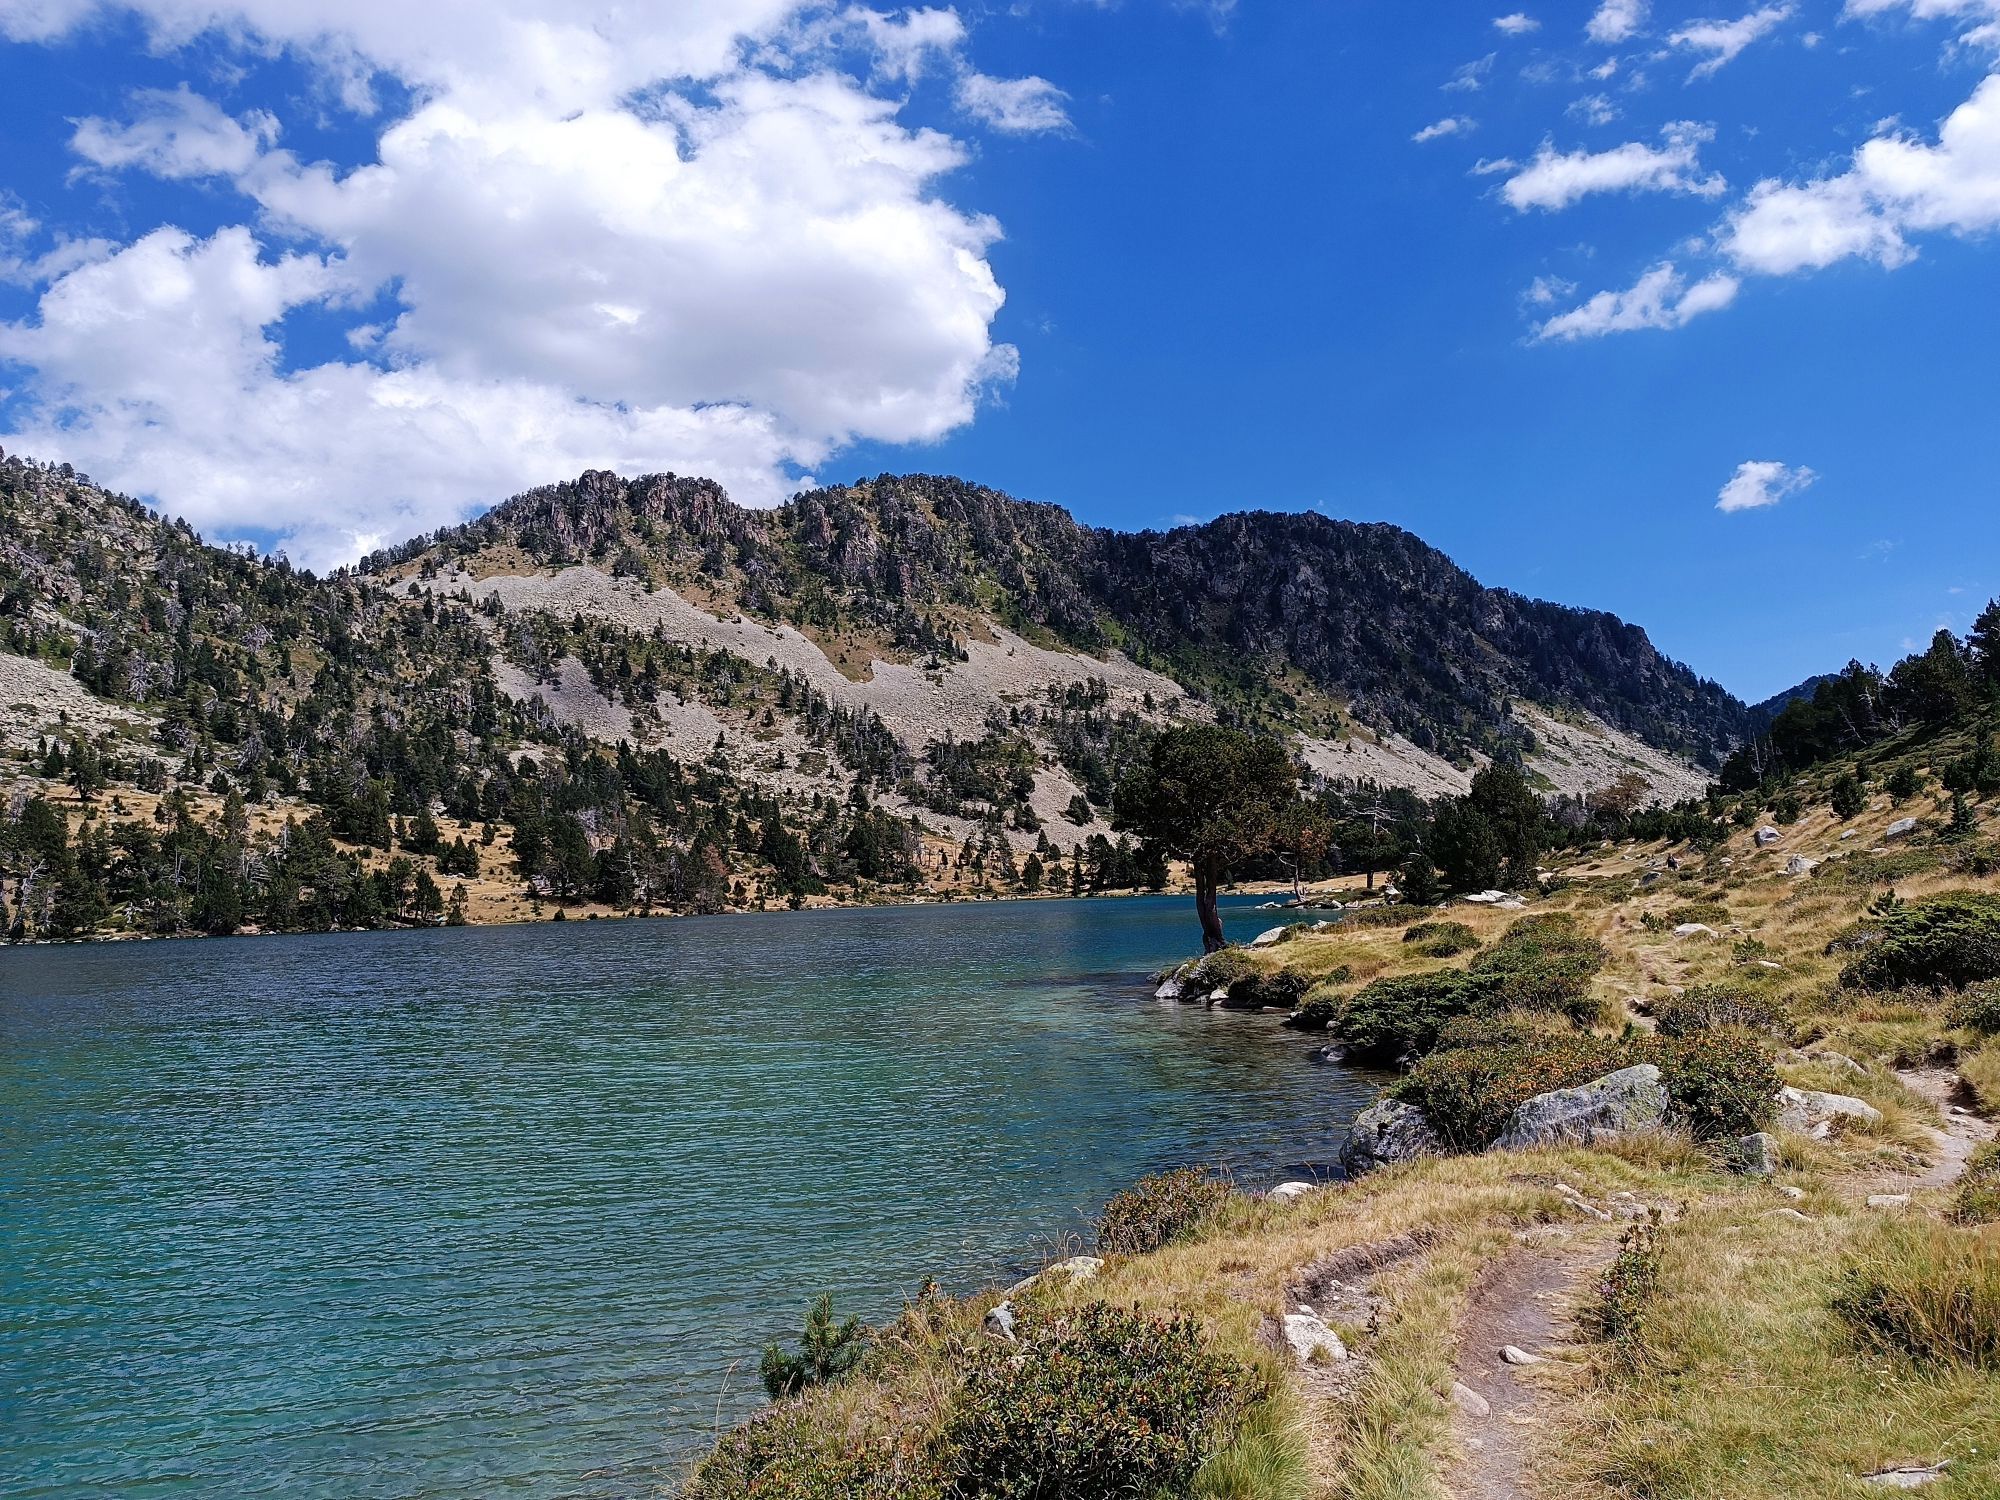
left=2, top=0, right=1997, bottom=702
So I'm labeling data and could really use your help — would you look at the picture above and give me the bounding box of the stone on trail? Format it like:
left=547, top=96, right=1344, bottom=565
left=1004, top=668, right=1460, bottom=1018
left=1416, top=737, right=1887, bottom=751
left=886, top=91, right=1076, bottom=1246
left=1450, top=1381, right=1491, bottom=1418
left=1500, top=1344, right=1543, bottom=1366
left=1493, top=1064, right=1669, bottom=1151
left=1282, top=1311, right=1348, bottom=1364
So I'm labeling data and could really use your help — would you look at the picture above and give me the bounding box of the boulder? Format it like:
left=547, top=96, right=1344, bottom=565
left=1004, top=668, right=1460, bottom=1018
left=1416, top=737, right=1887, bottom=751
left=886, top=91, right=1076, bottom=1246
left=1312, top=1042, right=1348, bottom=1064
left=1251, top=926, right=1290, bottom=948
left=1266, top=1181, right=1316, bottom=1205
left=1673, top=922, right=1718, bottom=939
left=983, top=1301, right=1017, bottom=1341
left=1339, top=1097, right=1443, bottom=1177
left=1500, top=1344, right=1543, bottom=1366
left=1776, top=1085, right=1883, bottom=1134
left=1154, top=977, right=1186, bottom=1001
left=1493, top=1064, right=1669, bottom=1151
left=1755, top=826, right=1782, bottom=847
left=1785, top=855, right=1818, bottom=877
left=1731, top=1130, right=1781, bottom=1176
left=1463, top=889, right=1511, bottom=904
left=1885, top=817, right=1919, bottom=840
left=1006, top=1255, right=1104, bottom=1297
left=1281, top=1310, right=1348, bottom=1364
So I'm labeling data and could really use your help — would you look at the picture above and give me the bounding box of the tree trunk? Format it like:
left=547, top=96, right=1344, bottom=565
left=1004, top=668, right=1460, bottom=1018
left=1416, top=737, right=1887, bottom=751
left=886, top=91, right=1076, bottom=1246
left=1195, top=861, right=1226, bottom=953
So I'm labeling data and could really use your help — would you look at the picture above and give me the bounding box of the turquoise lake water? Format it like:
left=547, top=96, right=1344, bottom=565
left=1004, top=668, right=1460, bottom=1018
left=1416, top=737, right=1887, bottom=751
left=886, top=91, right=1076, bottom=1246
left=0, top=895, right=1378, bottom=1499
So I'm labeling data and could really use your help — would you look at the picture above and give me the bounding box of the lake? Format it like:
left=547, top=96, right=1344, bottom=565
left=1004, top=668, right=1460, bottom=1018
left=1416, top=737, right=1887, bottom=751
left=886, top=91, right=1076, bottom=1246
left=0, top=895, right=1379, bottom=1499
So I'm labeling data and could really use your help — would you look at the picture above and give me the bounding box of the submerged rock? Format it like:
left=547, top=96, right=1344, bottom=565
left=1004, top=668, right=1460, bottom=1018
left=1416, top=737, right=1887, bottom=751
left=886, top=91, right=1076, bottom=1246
left=1493, top=1064, right=1668, bottom=1151
left=1339, top=1097, right=1443, bottom=1177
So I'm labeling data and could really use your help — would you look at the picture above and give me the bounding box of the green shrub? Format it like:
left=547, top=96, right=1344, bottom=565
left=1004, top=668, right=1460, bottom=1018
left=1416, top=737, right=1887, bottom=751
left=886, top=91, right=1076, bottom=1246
left=938, top=1302, right=1251, bottom=1500
left=1835, top=1222, right=2000, bottom=1369
left=760, top=1295, right=869, bottom=1399
left=1838, top=890, right=2000, bottom=991
left=1341, top=905, right=1415, bottom=930
left=687, top=1408, right=941, bottom=1500
left=1586, top=1224, right=1663, bottom=1370
left=1284, top=990, right=1340, bottom=1033
left=1177, top=949, right=1262, bottom=995
left=1666, top=901, right=1730, bottom=928
left=1332, top=969, right=1499, bottom=1064
left=1395, top=1029, right=1627, bottom=1151
left=1646, top=1031, right=1779, bottom=1140
left=1402, top=920, right=1480, bottom=957
left=1225, top=967, right=1312, bottom=1011
left=1652, top=982, right=1787, bottom=1038
left=1333, top=913, right=1607, bottom=1064
left=1830, top=773, right=1867, bottom=820
left=1947, top=984, right=2000, bottom=1036
left=1953, top=1143, right=2000, bottom=1226
left=1466, top=913, right=1607, bottom=1018
left=1096, top=1167, right=1233, bottom=1256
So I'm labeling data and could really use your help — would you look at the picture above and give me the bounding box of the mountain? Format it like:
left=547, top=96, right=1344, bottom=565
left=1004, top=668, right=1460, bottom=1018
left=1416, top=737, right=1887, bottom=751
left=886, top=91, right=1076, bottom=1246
left=0, top=449, right=1745, bottom=939
left=369, top=468, right=1747, bottom=779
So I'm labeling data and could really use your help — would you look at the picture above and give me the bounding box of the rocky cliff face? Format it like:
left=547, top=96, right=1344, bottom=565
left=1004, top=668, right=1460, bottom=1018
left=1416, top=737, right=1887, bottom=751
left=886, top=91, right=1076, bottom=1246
left=372, top=470, right=1750, bottom=771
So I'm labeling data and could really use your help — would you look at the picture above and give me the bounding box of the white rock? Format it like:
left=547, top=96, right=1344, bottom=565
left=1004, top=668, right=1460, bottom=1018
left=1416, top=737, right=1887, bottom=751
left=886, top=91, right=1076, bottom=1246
left=1450, top=1381, right=1491, bottom=1418
left=1785, top=855, right=1818, bottom=877
left=1885, top=817, right=1919, bottom=840
left=1266, top=1181, right=1315, bottom=1205
left=1004, top=1255, right=1105, bottom=1298
left=1154, top=977, right=1186, bottom=1001
left=1755, top=826, right=1782, bottom=847
left=1673, top=922, right=1718, bottom=939
left=1754, top=960, right=1784, bottom=971
left=1763, top=1207, right=1815, bottom=1223
left=1282, top=1311, right=1348, bottom=1364
left=1840, top=829, right=1858, bottom=840
left=1862, top=1464, right=1950, bottom=1489
left=984, top=1301, right=1017, bottom=1340
left=1867, top=1193, right=1911, bottom=1210
left=1776, top=1184, right=1805, bottom=1201
left=1206, top=987, right=1231, bottom=1005
left=1776, top=1085, right=1883, bottom=1133
left=1500, top=1345, right=1543, bottom=1366
left=1251, top=926, right=1289, bottom=948
left=1496, top=1065, right=1669, bottom=1151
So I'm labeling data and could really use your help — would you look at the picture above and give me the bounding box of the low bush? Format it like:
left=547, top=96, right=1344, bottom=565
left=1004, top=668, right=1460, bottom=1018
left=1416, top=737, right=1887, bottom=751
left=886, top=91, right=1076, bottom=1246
left=1332, top=969, right=1498, bottom=1064
left=1946, top=983, right=2000, bottom=1036
left=1666, top=901, right=1730, bottom=928
left=1225, top=967, right=1312, bottom=1011
left=1283, top=988, right=1340, bottom=1033
left=938, top=1302, right=1251, bottom=1500
left=686, top=1409, right=941, bottom=1500
left=1402, top=920, right=1480, bottom=958
left=1332, top=913, right=1608, bottom=1064
left=1953, top=1143, right=2000, bottom=1226
left=1466, top=913, right=1607, bottom=1019
left=1177, top=949, right=1262, bottom=995
left=1341, top=905, right=1414, bottom=930
left=1646, top=1031, right=1779, bottom=1140
left=1395, top=1029, right=1627, bottom=1151
left=1834, top=1222, right=2000, bottom=1369
left=1651, top=982, right=1788, bottom=1039
left=1838, top=890, right=2000, bottom=991
left=1586, top=1224, right=1663, bottom=1370
left=1096, top=1167, right=1233, bottom=1256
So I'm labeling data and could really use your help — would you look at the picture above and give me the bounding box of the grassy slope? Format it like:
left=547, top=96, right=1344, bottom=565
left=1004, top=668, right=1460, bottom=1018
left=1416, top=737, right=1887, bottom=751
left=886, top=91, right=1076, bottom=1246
left=687, top=763, right=2000, bottom=1499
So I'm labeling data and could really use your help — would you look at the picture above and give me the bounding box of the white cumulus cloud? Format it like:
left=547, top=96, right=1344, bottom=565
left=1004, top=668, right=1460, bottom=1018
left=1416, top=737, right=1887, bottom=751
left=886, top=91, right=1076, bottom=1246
left=1532, top=261, right=1740, bottom=338
left=1586, top=0, right=1650, bottom=44
left=1669, top=4, right=1796, bottom=80
left=1493, top=12, right=1541, bottom=34
left=1716, top=459, right=1817, bottom=511
left=1413, top=116, right=1475, bottom=142
left=0, top=0, right=1054, bottom=565
left=1503, top=121, right=1726, bottom=211
left=1722, top=72, right=2000, bottom=274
